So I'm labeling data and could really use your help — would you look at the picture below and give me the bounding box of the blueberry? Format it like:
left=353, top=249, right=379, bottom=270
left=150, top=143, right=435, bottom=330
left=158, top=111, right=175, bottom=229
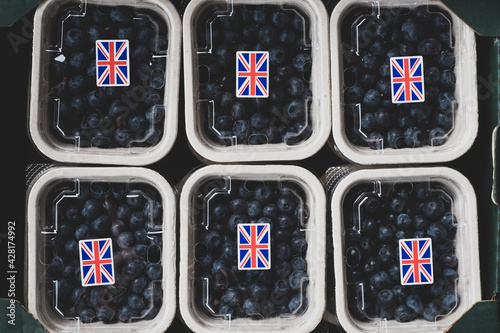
left=440, top=212, right=457, bottom=231
left=146, top=263, right=162, bottom=280
left=292, top=53, right=312, bottom=73
left=202, top=230, right=222, bottom=252
left=260, top=300, right=276, bottom=317
left=96, top=305, right=115, bottom=323
left=406, top=294, right=424, bottom=315
left=288, top=294, right=307, bottom=314
left=430, top=278, right=445, bottom=296
left=360, top=113, right=376, bottom=132
left=79, top=307, right=96, bottom=323
left=290, top=236, right=308, bottom=255
left=68, top=75, right=86, bottom=91
left=404, top=126, right=424, bottom=148
left=377, top=289, right=394, bottom=305
left=437, top=92, right=456, bottom=113
left=370, top=270, right=390, bottom=290
left=396, top=213, right=412, bottom=229
left=363, top=89, right=381, bottom=109
left=422, top=302, right=440, bottom=322
left=75, top=224, right=90, bottom=240
left=442, top=268, right=459, bottom=283
left=378, top=244, right=394, bottom=265
left=401, top=18, right=423, bottom=42
left=440, top=69, right=456, bottom=90
left=394, top=304, right=412, bottom=322
left=389, top=196, right=406, bottom=214
left=421, top=197, right=446, bottom=219
left=289, top=270, right=308, bottom=290
left=398, top=40, right=417, bottom=56
left=442, top=290, right=460, bottom=312
left=91, top=215, right=111, bottom=235
left=440, top=253, right=458, bottom=269
left=413, top=215, right=430, bottom=230
left=118, top=305, right=139, bottom=323
left=438, top=50, right=455, bottom=68
left=64, top=28, right=84, bottom=49
left=378, top=225, right=394, bottom=242
left=243, top=299, right=260, bottom=315
left=286, top=76, right=305, bottom=97
left=258, top=25, right=278, bottom=46
left=344, top=85, right=365, bottom=103
left=410, top=104, right=431, bottom=123
left=117, top=231, right=134, bottom=249
left=130, top=211, right=146, bottom=230
left=367, top=132, right=384, bottom=150
left=227, top=214, right=249, bottom=234
left=360, top=54, right=379, bottom=72
left=417, top=38, right=442, bottom=57
left=127, top=293, right=146, bottom=310
left=110, top=7, right=132, bottom=24
left=125, top=257, right=146, bottom=277
left=69, top=52, right=88, bottom=71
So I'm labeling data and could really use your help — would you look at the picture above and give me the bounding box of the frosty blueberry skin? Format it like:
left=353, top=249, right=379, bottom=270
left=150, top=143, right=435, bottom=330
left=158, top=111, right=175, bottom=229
left=340, top=5, right=457, bottom=150
left=40, top=180, right=166, bottom=324
left=192, top=179, right=310, bottom=319
left=342, top=180, right=460, bottom=323
left=195, top=4, right=313, bottom=146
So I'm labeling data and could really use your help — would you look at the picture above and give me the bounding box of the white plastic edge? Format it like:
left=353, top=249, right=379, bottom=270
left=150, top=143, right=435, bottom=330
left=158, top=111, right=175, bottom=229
left=183, top=0, right=332, bottom=163
left=178, top=164, right=326, bottom=332
left=330, top=0, right=479, bottom=165
left=331, top=167, right=481, bottom=333
left=28, top=0, right=181, bottom=166
left=26, top=167, right=177, bottom=332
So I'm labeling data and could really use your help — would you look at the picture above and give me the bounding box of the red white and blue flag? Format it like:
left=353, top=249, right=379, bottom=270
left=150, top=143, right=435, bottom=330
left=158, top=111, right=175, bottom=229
left=96, top=40, right=130, bottom=87
left=237, top=223, right=271, bottom=270
left=236, top=51, right=269, bottom=98
left=399, top=238, right=433, bottom=285
left=390, top=56, right=425, bottom=103
left=79, top=238, right=115, bottom=287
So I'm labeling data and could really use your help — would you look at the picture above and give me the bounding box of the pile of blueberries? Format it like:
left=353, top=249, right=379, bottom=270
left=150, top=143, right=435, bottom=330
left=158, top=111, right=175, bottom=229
left=341, top=5, right=457, bottom=149
left=43, top=181, right=164, bottom=324
left=198, top=5, right=313, bottom=146
left=342, top=181, right=459, bottom=323
left=194, top=180, right=310, bottom=319
left=48, top=5, right=168, bottom=148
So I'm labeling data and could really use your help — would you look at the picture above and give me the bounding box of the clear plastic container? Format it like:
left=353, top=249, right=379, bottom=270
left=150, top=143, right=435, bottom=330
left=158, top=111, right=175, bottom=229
left=330, top=0, right=478, bottom=165
left=179, top=165, right=326, bottom=332
left=330, top=167, right=481, bottom=332
left=183, top=0, right=331, bottom=163
left=26, top=166, right=176, bottom=332
left=28, top=0, right=181, bottom=165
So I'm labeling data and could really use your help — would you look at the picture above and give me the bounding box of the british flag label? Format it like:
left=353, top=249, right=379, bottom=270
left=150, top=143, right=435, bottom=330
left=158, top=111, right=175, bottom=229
left=390, top=56, right=425, bottom=104
left=79, top=238, right=115, bottom=287
left=96, top=40, right=130, bottom=87
left=237, top=223, right=271, bottom=270
left=236, top=51, right=269, bottom=98
left=399, top=238, right=433, bottom=285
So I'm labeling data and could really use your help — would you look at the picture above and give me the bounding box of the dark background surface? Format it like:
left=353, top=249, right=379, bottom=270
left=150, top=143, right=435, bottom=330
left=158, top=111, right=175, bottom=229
left=0, top=0, right=494, bottom=332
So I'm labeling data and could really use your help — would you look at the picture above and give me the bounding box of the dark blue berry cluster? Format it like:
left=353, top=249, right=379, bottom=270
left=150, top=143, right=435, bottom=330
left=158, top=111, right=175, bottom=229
left=193, top=180, right=309, bottom=319
left=43, top=181, right=164, bottom=324
left=342, top=181, right=459, bottom=323
left=197, top=5, right=313, bottom=146
left=48, top=5, right=168, bottom=148
left=341, top=6, right=456, bottom=149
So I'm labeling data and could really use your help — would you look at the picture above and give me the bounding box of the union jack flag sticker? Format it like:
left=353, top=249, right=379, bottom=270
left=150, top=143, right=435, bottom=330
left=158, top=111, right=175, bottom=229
left=96, top=40, right=130, bottom=87
left=236, top=51, right=269, bottom=98
left=399, top=238, right=433, bottom=285
left=237, top=223, right=271, bottom=270
left=79, top=238, right=115, bottom=287
left=390, top=56, right=425, bottom=104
